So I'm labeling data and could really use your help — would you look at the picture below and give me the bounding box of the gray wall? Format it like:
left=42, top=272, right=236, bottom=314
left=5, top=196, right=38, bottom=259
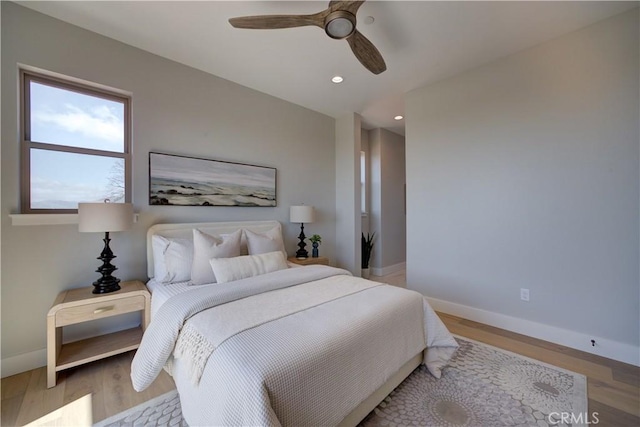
left=1, top=3, right=336, bottom=374
left=370, top=129, right=406, bottom=273
left=406, top=9, right=639, bottom=355
left=334, top=114, right=362, bottom=274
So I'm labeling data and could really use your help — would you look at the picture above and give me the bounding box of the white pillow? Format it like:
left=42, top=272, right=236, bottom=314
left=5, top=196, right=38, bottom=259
left=151, top=235, right=193, bottom=284
left=191, top=229, right=242, bottom=285
left=209, top=251, right=288, bottom=284
left=244, top=226, right=286, bottom=257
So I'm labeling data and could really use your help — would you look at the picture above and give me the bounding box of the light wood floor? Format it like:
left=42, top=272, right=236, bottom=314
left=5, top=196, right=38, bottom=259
left=3, top=273, right=638, bottom=426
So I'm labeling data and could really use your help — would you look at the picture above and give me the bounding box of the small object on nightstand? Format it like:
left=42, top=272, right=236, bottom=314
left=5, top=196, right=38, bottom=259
left=309, top=234, right=322, bottom=257
left=288, top=256, right=329, bottom=266
left=47, top=280, right=149, bottom=388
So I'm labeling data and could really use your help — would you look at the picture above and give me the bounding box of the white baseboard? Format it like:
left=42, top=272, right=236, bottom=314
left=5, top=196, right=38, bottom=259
left=2, top=348, right=47, bottom=378
left=426, top=296, right=640, bottom=367
left=372, top=262, right=406, bottom=277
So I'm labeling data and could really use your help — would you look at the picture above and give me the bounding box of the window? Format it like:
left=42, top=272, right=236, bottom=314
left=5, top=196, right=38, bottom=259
left=20, top=70, right=131, bottom=213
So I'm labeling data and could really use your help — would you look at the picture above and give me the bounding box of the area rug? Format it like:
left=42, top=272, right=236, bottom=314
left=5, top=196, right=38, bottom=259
left=94, top=337, right=587, bottom=427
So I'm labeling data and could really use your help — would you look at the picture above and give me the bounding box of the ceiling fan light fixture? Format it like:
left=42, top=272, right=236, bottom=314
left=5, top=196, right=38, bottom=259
left=229, top=1, right=385, bottom=75
left=325, top=11, right=356, bottom=39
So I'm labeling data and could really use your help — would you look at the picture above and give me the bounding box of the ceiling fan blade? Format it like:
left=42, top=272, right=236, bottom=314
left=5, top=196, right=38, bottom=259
left=229, top=14, right=324, bottom=30
left=347, top=29, right=386, bottom=74
left=329, top=1, right=366, bottom=16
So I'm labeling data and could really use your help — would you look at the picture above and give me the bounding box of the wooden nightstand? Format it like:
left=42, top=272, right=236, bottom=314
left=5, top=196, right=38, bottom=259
left=288, top=256, right=329, bottom=266
left=47, top=280, right=150, bottom=388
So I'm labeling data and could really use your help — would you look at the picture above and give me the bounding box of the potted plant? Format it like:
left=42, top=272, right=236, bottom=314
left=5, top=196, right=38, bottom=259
left=309, top=234, right=322, bottom=258
left=361, top=232, right=375, bottom=278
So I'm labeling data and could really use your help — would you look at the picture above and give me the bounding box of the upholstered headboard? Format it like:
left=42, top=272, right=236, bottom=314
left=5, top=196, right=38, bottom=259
left=146, top=220, right=281, bottom=278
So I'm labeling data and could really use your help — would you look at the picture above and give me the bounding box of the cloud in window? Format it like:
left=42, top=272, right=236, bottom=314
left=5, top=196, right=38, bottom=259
left=33, top=103, right=123, bottom=144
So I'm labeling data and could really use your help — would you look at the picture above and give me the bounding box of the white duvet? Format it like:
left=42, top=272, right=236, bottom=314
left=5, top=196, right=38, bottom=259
left=131, top=265, right=458, bottom=427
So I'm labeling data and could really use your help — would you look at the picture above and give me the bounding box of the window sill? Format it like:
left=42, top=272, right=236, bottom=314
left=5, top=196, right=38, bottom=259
left=10, top=213, right=139, bottom=226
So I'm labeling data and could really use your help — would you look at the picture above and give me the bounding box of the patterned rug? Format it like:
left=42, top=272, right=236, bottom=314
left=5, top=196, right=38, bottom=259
left=94, top=337, right=587, bottom=427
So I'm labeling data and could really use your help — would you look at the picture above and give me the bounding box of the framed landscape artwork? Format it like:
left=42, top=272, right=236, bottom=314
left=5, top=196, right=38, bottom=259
left=149, top=152, right=276, bottom=207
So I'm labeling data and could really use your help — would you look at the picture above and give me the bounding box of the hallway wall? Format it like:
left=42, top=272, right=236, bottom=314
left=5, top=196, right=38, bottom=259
left=369, top=128, right=406, bottom=275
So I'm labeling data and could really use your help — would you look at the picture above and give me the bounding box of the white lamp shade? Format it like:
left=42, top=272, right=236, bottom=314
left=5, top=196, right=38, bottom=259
left=290, top=205, right=315, bottom=223
left=78, top=202, right=133, bottom=232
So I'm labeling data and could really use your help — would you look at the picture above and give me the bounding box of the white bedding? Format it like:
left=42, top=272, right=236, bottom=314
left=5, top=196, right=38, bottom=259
left=147, top=261, right=301, bottom=318
left=146, top=278, right=192, bottom=318
left=133, top=265, right=458, bottom=427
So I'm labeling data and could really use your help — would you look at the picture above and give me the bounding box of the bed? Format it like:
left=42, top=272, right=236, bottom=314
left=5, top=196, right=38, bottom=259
left=131, top=220, right=458, bottom=427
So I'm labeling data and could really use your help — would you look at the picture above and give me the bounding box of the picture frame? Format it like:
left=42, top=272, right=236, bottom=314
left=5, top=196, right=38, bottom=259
left=149, top=152, right=276, bottom=207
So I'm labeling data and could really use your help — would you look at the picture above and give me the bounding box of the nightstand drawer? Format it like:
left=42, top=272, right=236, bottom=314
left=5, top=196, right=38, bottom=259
left=287, top=256, right=329, bottom=266
left=56, top=295, right=146, bottom=327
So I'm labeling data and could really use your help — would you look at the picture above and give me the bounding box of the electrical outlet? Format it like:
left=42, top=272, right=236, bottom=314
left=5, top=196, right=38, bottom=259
left=520, top=288, right=530, bottom=301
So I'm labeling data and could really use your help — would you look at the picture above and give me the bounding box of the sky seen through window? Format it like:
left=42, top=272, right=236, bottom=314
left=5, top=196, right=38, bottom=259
left=29, top=82, right=126, bottom=208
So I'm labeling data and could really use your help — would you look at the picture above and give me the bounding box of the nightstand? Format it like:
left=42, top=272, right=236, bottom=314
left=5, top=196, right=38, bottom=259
left=47, top=280, right=150, bottom=388
left=288, top=256, right=329, bottom=266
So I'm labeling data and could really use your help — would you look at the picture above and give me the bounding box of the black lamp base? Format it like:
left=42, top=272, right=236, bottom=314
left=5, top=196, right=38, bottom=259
left=93, top=277, right=121, bottom=294
left=295, top=223, right=309, bottom=259
left=92, top=231, right=122, bottom=294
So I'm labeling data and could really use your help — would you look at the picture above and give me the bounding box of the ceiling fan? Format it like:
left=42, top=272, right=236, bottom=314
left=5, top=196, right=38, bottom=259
left=228, top=0, right=386, bottom=75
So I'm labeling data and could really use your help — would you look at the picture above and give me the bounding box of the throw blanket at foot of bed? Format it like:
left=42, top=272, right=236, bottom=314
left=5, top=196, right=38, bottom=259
left=131, top=265, right=458, bottom=427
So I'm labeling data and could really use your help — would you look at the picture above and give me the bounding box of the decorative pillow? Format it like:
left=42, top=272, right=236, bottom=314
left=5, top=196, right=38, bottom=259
left=209, top=251, right=288, bottom=284
left=151, top=235, right=194, bottom=284
left=244, top=226, right=286, bottom=257
left=191, top=229, right=242, bottom=285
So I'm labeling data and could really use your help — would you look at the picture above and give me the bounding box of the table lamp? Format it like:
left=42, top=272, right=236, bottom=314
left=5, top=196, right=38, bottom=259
left=78, top=200, right=133, bottom=294
left=290, top=205, right=315, bottom=259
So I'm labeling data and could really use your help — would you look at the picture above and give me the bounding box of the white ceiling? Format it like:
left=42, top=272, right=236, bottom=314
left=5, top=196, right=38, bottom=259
left=18, top=1, right=637, bottom=135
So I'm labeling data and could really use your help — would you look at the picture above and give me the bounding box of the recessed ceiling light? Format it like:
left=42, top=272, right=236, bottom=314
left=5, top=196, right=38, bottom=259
left=364, top=16, right=375, bottom=25
left=394, top=115, right=404, bottom=120
left=331, top=76, right=344, bottom=83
